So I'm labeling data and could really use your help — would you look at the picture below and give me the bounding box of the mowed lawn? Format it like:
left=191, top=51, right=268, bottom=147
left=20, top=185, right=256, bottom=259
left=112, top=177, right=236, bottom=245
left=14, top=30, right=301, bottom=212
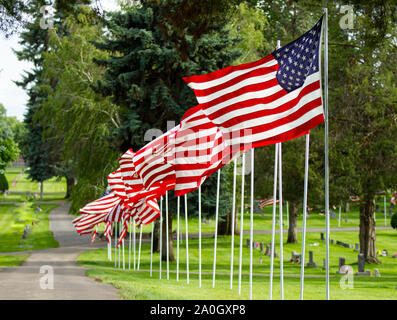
left=0, top=202, right=60, bottom=267
left=77, top=227, right=397, bottom=300
left=3, top=167, right=66, bottom=202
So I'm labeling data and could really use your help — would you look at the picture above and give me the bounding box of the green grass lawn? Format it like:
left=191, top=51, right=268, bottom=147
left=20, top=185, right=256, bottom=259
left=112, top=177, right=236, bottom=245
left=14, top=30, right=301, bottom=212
left=4, top=167, right=66, bottom=197
left=0, top=203, right=59, bottom=266
left=77, top=228, right=397, bottom=300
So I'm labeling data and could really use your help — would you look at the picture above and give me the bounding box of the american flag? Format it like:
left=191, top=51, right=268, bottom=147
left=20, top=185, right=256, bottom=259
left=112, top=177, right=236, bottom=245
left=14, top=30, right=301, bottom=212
left=183, top=17, right=324, bottom=151
left=259, top=198, right=280, bottom=210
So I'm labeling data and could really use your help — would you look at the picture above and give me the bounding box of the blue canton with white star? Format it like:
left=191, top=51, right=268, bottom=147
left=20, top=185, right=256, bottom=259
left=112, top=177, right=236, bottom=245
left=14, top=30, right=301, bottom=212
left=272, top=17, right=323, bottom=93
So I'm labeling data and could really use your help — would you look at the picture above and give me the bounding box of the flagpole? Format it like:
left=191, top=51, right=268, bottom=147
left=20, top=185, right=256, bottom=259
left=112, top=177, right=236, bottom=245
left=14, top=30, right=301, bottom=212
left=269, top=143, right=279, bottom=300
left=323, top=7, right=330, bottom=300
left=278, top=143, right=284, bottom=300
left=122, top=218, right=125, bottom=270
left=238, top=153, right=246, bottom=295
left=108, top=231, right=111, bottom=261
left=249, top=148, right=254, bottom=300
left=166, top=190, right=169, bottom=280
left=177, top=196, right=180, bottom=281
left=184, top=194, right=190, bottom=284
left=286, top=201, right=289, bottom=229
left=198, top=185, right=202, bottom=288
left=118, top=221, right=121, bottom=269
left=133, top=216, right=136, bottom=270
left=137, top=225, right=142, bottom=270
left=114, top=222, right=117, bottom=268
left=159, top=196, right=163, bottom=279
left=212, top=169, right=221, bottom=288
left=300, top=133, right=310, bottom=300
left=150, top=221, right=154, bottom=277
left=129, top=218, right=132, bottom=269
left=230, top=159, right=237, bottom=289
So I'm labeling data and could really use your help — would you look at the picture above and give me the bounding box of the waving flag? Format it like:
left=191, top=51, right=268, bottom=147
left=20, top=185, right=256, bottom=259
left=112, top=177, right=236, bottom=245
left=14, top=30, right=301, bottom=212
left=174, top=105, right=239, bottom=196
left=183, top=17, right=324, bottom=150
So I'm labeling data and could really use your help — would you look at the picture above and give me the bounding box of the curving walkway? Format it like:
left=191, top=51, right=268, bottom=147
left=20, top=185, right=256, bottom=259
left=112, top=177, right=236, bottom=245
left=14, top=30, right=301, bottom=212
left=0, top=202, right=119, bottom=300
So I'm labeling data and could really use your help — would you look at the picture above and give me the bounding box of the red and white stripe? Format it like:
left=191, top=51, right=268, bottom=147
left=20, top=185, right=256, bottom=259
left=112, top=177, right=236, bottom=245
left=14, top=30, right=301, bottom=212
left=183, top=55, right=323, bottom=151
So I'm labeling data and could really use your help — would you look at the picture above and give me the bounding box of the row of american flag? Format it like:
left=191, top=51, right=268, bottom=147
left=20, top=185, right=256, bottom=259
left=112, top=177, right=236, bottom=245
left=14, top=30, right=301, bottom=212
left=73, top=16, right=325, bottom=246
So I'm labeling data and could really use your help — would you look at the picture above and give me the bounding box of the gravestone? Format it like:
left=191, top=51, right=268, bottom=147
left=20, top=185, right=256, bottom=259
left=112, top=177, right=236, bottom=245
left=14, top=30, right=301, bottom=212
left=253, top=200, right=262, bottom=214
left=330, top=211, right=336, bottom=219
left=306, top=251, right=317, bottom=268
left=260, top=242, right=264, bottom=253
left=375, top=203, right=380, bottom=212
left=355, top=253, right=371, bottom=276
left=265, top=244, right=271, bottom=256
left=253, top=241, right=258, bottom=250
left=246, top=239, right=250, bottom=248
left=344, top=218, right=348, bottom=223
left=388, top=207, right=393, bottom=216
left=374, top=269, right=381, bottom=277
left=382, top=249, right=388, bottom=256
left=339, top=257, right=345, bottom=270
left=291, top=251, right=301, bottom=263
left=330, top=239, right=334, bottom=245
left=320, top=232, right=325, bottom=241
left=259, top=257, right=263, bottom=264
left=354, top=243, right=359, bottom=252
left=322, top=259, right=326, bottom=270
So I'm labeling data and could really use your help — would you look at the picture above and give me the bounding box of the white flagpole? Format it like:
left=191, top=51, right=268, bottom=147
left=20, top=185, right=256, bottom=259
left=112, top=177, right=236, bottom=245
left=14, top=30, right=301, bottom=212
left=184, top=194, right=190, bottom=284
left=133, top=217, right=136, bottom=270
left=269, top=143, right=279, bottom=300
left=238, top=153, right=246, bottom=295
left=230, top=159, right=237, bottom=289
left=198, top=185, right=202, bottom=288
left=300, top=133, right=310, bottom=300
left=150, top=221, right=154, bottom=277
left=212, top=169, right=221, bottom=288
left=166, top=190, right=169, bottom=280
left=108, top=231, right=111, bottom=261
left=137, top=225, right=142, bottom=270
left=159, top=196, right=163, bottom=279
left=384, top=195, right=387, bottom=227
left=249, top=148, right=254, bottom=300
left=323, top=8, right=330, bottom=300
left=122, top=222, right=125, bottom=270
left=129, top=218, right=132, bottom=269
left=278, top=143, right=284, bottom=300
left=118, top=221, right=121, bottom=269
left=177, top=196, right=180, bottom=281
left=114, top=222, right=117, bottom=268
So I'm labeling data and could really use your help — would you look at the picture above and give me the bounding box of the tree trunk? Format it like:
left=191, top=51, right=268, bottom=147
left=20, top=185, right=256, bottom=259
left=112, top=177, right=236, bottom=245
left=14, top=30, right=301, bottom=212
left=161, top=211, right=175, bottom=262
left=345, top=202, right=350, bottom=213
left=40, top=181, right=43, bottom=200
left=65, top=177, right=75, bottom=199
left=287, top=202, right=298, bottom=243
left=359, top=197, right=379, bottom=263
left=218, top=209, right=239, bottom=235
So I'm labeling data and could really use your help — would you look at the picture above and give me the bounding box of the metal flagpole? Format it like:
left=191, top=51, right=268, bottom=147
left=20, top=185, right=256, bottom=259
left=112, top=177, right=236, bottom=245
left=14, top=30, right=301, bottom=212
left=133, top=217, right=136, bottom=270
left=159, top=196, right=163, bottom=279
left=108, top=233, right=111, bottom=261
left=249, top=148, right=254, bottom=300
left=114, top=222, right=117, bottom=268
left=122, top=218, right=125, bottom=270
left=323, top=8, right=330, bottom=300
left=212, top=169, right=221, bottom=288
left=384, top=195, right=387, bottom=226
left=269, top=143, right=279, bottom=300
left=177, top=196, right=180, bottom=281
left=118, top=221, right=121, bottom=269
left=137, top=226, right=142, bottom=270
left=300, top=133, right=310, bottom=300
left=278, top=143, right=284, bottom=300
left=166, top=191, right=169, bottom=280
left=184, top=194, right=190, bottom=284
left=198, top=185, right=202, bottom=288
left=129, top=218, right=132, bottom=269
left=230, top=159, right=237, bottom=289
left=238, top=153, right=246, bottom=295
left=150, top=222, right=154, bottom=277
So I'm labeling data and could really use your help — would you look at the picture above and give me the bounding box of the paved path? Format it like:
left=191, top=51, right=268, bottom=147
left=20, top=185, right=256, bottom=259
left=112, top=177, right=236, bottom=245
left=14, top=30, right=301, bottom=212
left=0, top=202, right=119, bottom=300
